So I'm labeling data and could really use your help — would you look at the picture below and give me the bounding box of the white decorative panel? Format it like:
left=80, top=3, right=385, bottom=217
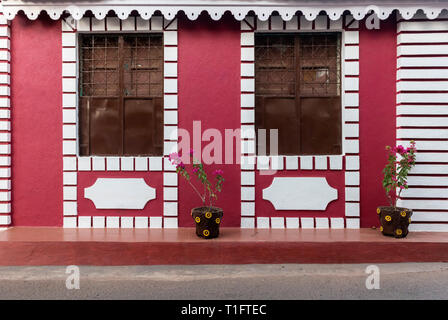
left=240, top=14, right=360, bottom=229
left=59, top=16, right=178, bottom=228
left=262, top=177, right=338, bottom=210
left=84, top=178, right=156, bottom=209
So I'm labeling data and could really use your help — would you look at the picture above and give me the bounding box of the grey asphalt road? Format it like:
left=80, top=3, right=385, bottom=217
left=0, top=263, right=447, bottom=300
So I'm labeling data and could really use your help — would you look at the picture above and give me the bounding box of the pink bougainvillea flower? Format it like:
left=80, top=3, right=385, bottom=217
left=213, top=169, right=224, bottom=175
left=168, top=152, right=176, bottom=161
left=192, top=167, right=199, bottom=173
left=170, top=152, right=184, bottom=167
left=395, top=145, right=405, bottom=154
left=176, top=161, right=185, bottom=169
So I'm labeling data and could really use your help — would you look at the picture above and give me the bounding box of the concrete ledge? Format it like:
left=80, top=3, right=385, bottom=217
left=0, top=227, right=448, bottom=265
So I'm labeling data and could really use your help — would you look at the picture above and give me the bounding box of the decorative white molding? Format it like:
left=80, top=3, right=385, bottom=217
left=3, top=0, right=448, bottom=21
left=61, top=16, right=179, bottom=228
left=0, top=11, right=11, bottom=227
left=262, top=177, right=338, bottom=211
left=84, top=178, right=156, bottom=209
left=240, top=13, right=360, bottom=229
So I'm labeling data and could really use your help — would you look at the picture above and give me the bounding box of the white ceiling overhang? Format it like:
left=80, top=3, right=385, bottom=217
left=1, top=0, right=448, bottom=21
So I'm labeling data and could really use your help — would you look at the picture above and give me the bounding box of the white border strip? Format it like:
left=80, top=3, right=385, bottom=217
left=240, top=14, right=360, bottom=229
left=0, top=11, right=11, bottom=227
left=61, top=15, right=178, bottom=228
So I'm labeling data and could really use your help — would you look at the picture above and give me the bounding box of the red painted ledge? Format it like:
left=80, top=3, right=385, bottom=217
left=0, top=227, right=448, bottom=265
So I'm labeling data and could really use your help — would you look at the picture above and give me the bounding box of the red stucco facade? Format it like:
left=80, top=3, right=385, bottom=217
left=2, top=10, right=447, bottom=232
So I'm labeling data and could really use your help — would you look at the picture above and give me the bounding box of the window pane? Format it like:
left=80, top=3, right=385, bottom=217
left=255, top=34, right=296, bottom=96
left=79, top=97, right=90, bottom=156
left=123, top=35, right=163, bottom=98
left=80, top=35, right=119, bottom=97
left=256, top=96, right=300, bottom=155
left=123, top=98, right=163, bottom=155
left=300, top=97, right=341, bottom=155
left=81, top=97, right=121, bottom=156
left=299, top=33, right=341, bottom=97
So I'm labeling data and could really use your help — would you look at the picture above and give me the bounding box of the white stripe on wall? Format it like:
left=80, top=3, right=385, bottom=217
left=397, top=16, right=448, bottom=232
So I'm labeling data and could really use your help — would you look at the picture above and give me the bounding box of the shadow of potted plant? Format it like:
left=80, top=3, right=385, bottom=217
left=378, top=141, right=416, bottom=238
left=169, top=150, right=224, bottom=239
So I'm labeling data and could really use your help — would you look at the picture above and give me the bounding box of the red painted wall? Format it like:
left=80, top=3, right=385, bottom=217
left=7, top=13, right=398, bottom=228
left=359, top=17, right=397, bottom=228
left=177, top=14, right=241, bottom=227
left=11, top=14, right=62, bottom=226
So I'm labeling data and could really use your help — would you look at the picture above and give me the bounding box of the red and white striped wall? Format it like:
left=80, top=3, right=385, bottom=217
left=397, top=12, right=448, bottom=232
left=0, top=10, right=11, bottom=229
left=239, top=14, right=360, bottom=229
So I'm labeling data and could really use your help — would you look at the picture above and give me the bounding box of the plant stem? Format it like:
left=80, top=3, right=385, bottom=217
left=187, top=179, right=205, bottom=204
left=386, top=192, right=394, bottom=208
left=395, top=188, right=403, bottom=209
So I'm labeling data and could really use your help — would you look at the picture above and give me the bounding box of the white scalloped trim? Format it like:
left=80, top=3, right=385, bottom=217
left=1, top=2, right=447, bottom=21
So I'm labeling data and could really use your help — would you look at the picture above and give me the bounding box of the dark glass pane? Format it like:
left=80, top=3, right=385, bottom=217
left=300, top=97, right=342, bottom=155
left=88, top=98, right=121, bottom=155
left=255, top=34, right=296, bottom=96
left=124, top=98, right=163, bottom=155
left=123, top=34, right=163, bottom=98
left=256, top=96, right=300, bottom=155
left=299, top=33, right=341, bottom=97
left=79, top=34, right=119, bottom=98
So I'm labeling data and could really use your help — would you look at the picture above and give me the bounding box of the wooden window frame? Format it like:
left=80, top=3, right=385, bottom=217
left=78, top=33, right=164, bottom=157
left=255, top=32, right=342, bottom=156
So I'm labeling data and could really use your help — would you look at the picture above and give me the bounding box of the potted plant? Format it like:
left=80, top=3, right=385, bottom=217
left=169, top=150, right=224, bottom=239
left=377, top=141, right=416, bottom=238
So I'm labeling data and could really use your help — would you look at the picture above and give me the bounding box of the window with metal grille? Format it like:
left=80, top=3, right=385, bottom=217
left=255, top=33, right=342, bottom=155
left=79, top=34, right=163, bottom=156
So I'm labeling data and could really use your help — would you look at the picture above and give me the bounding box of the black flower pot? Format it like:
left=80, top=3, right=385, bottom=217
left=191, top=206, right=223, bottom=239
left=377, top=206, right=413, bottom=238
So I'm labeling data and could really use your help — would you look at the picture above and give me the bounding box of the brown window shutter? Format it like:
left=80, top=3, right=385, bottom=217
left=79, top=97, right=90, bottom=156
left=300, top=97, right=341, bottom=155
left=123, top=97, right=163, bottom=156
left=88, top=97, right=121, bottom=156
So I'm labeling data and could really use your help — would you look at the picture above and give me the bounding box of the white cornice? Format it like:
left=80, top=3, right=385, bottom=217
left=1, top=1, right=447, bottom=21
